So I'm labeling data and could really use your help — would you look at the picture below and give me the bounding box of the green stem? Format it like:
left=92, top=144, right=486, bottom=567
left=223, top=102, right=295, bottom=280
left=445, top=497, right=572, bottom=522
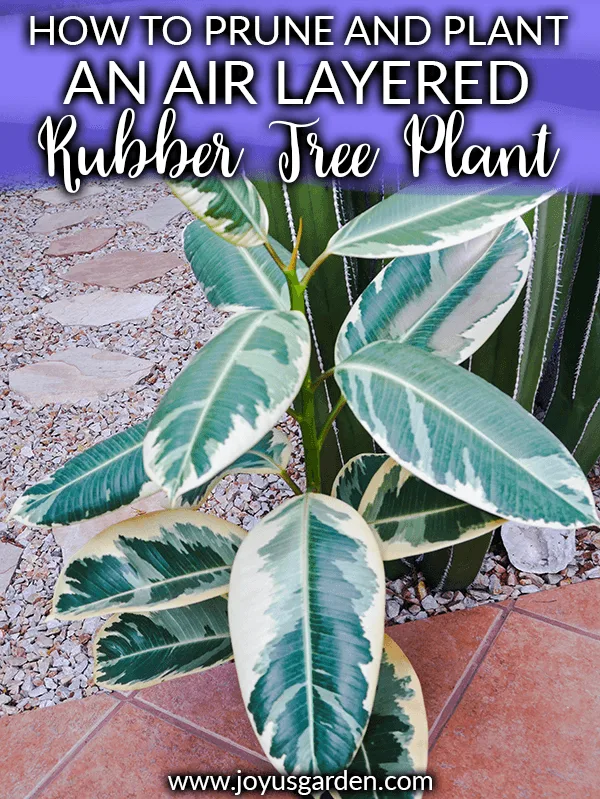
left=311, top=367, right=335, bottom=392
left=264, top=240, right=289, bottom=273
left=317, top=396, right=346, bottom=450
left=287, top=407, right=301, bottom=423
left=288, top=275, right=321, bottom=493
left=279, top=470, right=303, bottom=496
left=300, top=249, right=331, bottom=288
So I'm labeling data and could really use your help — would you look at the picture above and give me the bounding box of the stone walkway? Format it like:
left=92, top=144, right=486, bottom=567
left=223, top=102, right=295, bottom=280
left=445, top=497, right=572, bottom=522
left=1, top=579, right=598, bottom=799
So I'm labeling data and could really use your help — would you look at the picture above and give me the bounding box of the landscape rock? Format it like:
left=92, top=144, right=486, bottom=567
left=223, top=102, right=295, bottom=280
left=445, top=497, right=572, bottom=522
left=45, top=228, right=117, bottom=257
left=41, top=290, right=167, bottom=327
left=33, top=185, right=104, bottom=205
left=31, top=207, right=105, bottom=234
left=501, top=522, right=576, bottom=574
left=61, top=251, right=183, bottom=289
left=9, top=347, right=153, bottom=405
left=127, top=196, right=186, bottom=232
left=53, top=491, right=170, bottom=561
left=0, top=543, right=22, bottom=595
left=586, top=566, right=600, bottom=579
left=421, top=595, right=438, bottom=612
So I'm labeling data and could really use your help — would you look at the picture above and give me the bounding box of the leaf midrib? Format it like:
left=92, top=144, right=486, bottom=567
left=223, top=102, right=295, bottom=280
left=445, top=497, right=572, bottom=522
left=367, top=502, right=469, bottom=525
left=24, top=437, right=144, bottom=510
left=331, top=188, right=500, bottom=249
left=300, top=495, right=317, bottom=769
left=222, top=179, right=268, bottom=242
left=100, top=632, right=230, bottom=667
left=340, top=227, right=503, bottom=362
left=239, top=247, right=286, bottom=308
left=398, top=228, right=505, bottom=347
left=341, top=357, right=584, bottom=519
left=68, top=564, right=231, bottom=615
left=173, top=314, right=265, bottom=495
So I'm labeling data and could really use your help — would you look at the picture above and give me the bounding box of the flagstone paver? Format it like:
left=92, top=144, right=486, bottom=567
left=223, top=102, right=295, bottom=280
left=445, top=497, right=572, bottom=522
left=32, top=208, right=105, bottom=235
left=388, top=604, right=502, bottom=727
left=61, top=251, right=184, bottom=289
left=41, top=289, right=167, bottom=327
left=127, top=196, right=186, bottom=232
left=138, top=662, right=263, bottom=754
left=0, top=543, right=22, bottom=596
left=9, top=348, right=153, bottom=406
left=53, top=492, right=170, bottom=562
left=45, top=228, right=118, bottom=257
left=33, top=186, right=104, bottom=205
left=2, top=581, right=600, bottom=799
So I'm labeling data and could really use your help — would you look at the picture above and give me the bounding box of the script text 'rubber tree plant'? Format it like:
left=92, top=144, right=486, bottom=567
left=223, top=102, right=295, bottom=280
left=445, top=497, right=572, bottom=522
left=13, top=179, right=598, bottom=791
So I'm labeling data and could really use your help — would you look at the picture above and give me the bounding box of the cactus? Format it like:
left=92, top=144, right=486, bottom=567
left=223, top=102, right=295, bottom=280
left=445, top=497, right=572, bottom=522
left=256, top=183, right=600, bottom=588
left=423, top=193, right=600, bottom=588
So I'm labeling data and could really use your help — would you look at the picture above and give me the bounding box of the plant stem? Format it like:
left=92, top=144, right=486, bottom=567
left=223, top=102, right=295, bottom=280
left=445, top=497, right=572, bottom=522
left=286, top=407, right=301, bottom=423
left=317, top=396, right=346, bottom=449
left=289, top=218, right=303, bottom=273
left=287, top=276, right=321, bottom=493
left=301, top=249, right=331, bottom=288
left=311, top=367, right=335, bottom=392
left=264, top=240, right=289, bottom=273
left=279, top=470, right=303, bottom=496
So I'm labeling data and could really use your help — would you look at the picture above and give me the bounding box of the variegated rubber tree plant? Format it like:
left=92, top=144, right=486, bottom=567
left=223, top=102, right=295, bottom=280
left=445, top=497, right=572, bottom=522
left=12, top=179, right=599, bottom=788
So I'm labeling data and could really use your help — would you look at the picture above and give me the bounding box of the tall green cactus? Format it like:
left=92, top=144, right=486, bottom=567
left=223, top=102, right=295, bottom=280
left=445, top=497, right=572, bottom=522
left=257, top=183, right=599, bottom=589
left=423, top=193, right=600, bottom=590
left=542, top=196, right=600, bottom=473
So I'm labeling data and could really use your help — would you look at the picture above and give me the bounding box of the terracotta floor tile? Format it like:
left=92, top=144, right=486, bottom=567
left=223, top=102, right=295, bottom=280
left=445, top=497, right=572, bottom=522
left=138, top=662, right=261, bottom=753
left=0, top=694, right=117, bottom=799
left=515, top=579, right=600, bottom=635
left=428, top=612, right=600, bottom=798
left=36, top=702, right=289, bottom=799
left=387, top=605, right=502, bottom=727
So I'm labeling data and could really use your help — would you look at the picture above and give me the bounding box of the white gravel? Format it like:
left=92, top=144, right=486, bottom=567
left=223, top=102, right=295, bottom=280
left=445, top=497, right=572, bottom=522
left=0, top=179, right=302, bottom=716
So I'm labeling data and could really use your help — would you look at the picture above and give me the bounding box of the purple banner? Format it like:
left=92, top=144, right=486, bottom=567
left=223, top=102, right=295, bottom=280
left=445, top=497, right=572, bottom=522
left=1, top=0, right=599, bottom=189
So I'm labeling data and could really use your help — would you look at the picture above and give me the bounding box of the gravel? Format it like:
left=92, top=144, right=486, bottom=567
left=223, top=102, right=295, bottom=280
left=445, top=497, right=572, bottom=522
left=384, top=497, right=600, bottom=625
left=0, top=179, right=302, bottom=716
left=1, top=179, right=599, bottom=715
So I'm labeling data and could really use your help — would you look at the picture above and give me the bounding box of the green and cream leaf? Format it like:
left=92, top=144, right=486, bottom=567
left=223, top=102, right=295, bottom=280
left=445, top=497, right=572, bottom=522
left=336, top=341, right=597, bottom=528
left=184, top=221, right=306, bottom=311
left=326, top=189, right=552, bottom=259
left=359, top=459, right=500, bottom=560
left=144, top=311, right=310, bottom=502
left=94, top=598, right=232, bottom=691
left=336, top=219, right=532, bottom=365
left=229, top=493, right=386, bottom=775
left=53, top=510, right=243, bottom=619
left=332, top=453, right=388, bottom=510
left=11, top=422, right=153, bottom=528
left=170, top=177, right=268, bottom=246
left=335, top=635, right=428, bottom=799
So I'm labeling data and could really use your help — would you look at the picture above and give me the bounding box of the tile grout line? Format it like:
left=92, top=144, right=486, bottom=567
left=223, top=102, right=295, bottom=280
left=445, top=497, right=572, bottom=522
left=26, top=699, right=125, bottom=799
left=19, top=593, right=598, bottom=797
left=512, top=605, right=600, bottom=641
left=428, top=602, right=513, bottom=750
left=128, top=696, right=271, bottom=769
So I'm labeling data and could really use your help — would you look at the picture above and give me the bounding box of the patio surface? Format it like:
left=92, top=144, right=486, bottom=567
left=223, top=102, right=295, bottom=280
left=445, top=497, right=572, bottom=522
left=1, top=579, right=598, bottom=799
